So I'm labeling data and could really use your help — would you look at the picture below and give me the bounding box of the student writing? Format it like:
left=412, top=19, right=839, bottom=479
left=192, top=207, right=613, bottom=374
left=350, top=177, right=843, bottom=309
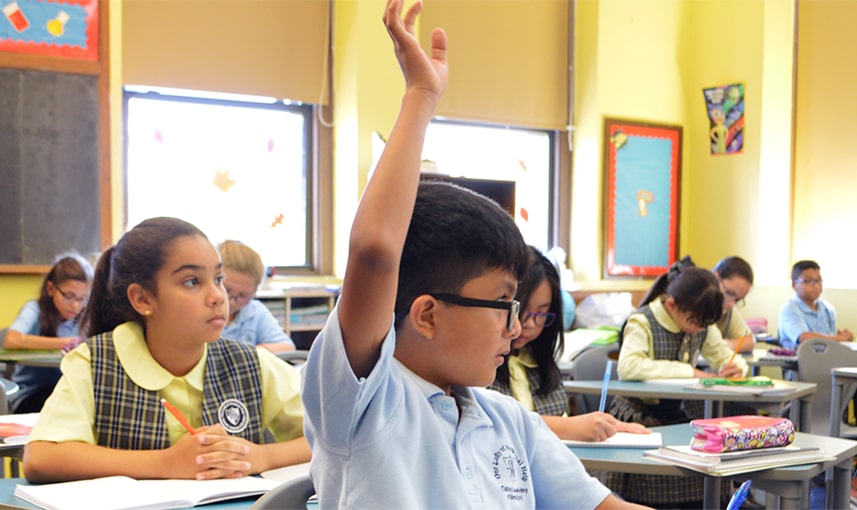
left=489, top=246, right=648, bottom=442
left=778, top=259, right=853, bottom=350
left=712, top=255, right=756, bottom=353
left=300, top=2, right=648, bottom=508
left=604, top=260, right=749, bottom=507
left=679, top=255, right=756, bottom=353
left=218, top=240, right=296, bottom=353
left=23, top=217, right=310, bottom=483
left=5, top=252, right=93, bottom=413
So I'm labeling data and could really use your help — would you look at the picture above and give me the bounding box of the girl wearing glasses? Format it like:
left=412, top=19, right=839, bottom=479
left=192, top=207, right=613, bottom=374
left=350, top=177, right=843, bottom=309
left=712, top=255, right=756, bottom=353
left=218, top=240, right=295, bottom=353
left=488, top=246, right=648, bottom=441
left=5, top=252, right=93, bottom=413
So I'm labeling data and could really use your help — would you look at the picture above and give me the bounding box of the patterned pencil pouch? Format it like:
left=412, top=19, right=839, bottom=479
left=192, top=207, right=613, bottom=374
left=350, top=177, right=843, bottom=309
left=690, top=415, right=796, bottom=453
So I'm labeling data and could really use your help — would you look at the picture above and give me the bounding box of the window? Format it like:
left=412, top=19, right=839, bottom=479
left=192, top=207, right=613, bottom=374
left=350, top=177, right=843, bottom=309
left=124, top=88, right=316, bottom=270
left=422, top=120, right=557, bottom=250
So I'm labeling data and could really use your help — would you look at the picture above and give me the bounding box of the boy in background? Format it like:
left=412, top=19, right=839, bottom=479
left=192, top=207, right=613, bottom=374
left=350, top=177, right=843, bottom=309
left=301, top=1, right=647, bottom=508
left=778, top=260, right=854, bottom=350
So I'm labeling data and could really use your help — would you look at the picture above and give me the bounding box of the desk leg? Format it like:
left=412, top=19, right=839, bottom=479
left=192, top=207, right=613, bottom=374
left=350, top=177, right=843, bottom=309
left=831, top=460, right=850, bottom=510
left=831, top=378, right=843, bottom=437
left=704, top=401, right=713, bottom=419
left=752, top=479, right=806, bottom=510
left=793, top=398, right=811, bottom=433
left=703, top=477, right=720, bottom=510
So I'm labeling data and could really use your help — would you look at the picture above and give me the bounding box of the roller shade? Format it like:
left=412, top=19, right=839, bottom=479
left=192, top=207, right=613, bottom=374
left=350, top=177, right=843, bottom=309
left=420, top=0, right=568, bottom=129
left=123, top=0, right=329, bottom=105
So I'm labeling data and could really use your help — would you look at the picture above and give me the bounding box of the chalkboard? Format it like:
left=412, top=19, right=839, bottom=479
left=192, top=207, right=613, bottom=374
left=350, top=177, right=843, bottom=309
left=0, top=68, right=100, bottom=265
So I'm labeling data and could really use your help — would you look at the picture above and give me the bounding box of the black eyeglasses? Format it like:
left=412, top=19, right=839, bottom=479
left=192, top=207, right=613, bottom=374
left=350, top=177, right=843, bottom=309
left=521, top=311, right=556, bottom=328
left=721, top=288, right=746, bottom=308
left=430, top=293, right=520, bottom=331
left=795, top=278, right=823, bottom=286
left=55, top=287, right=88, bottom=305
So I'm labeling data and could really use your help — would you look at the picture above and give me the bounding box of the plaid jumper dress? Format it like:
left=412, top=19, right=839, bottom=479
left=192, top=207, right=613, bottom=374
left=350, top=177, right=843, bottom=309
left=88, top=333, right=266, bottom=449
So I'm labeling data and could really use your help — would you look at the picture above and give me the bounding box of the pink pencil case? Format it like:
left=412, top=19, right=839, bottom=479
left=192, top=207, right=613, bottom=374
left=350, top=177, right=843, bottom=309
left=690, top=415, right=795, bottom=453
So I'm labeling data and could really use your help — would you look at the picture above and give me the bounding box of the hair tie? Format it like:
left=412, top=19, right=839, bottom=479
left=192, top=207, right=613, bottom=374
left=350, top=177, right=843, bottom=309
left=667, top=260, right=683, bottom=280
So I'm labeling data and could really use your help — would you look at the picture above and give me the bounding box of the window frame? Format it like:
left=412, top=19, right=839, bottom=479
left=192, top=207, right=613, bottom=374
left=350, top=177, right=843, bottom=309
left=122, top=88, right=332, bottom=275
left=425, top=118, right=566, bottom=252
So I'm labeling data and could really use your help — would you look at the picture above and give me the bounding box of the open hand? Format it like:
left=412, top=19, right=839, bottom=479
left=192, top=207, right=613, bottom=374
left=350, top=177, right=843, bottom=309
left=383, top=0, right=448, bottom=103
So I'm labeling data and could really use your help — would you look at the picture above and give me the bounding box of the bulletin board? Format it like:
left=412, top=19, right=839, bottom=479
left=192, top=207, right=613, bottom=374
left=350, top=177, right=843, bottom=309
left=0, top=68, right=101, bottom=266
left=0, top=0, right=99, bottom=61
left=603, top=118, right=682, bottom=278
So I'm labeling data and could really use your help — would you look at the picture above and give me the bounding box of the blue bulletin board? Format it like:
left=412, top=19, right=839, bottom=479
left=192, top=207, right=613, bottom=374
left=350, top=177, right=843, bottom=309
left=603, top=118, right=682, bottom=278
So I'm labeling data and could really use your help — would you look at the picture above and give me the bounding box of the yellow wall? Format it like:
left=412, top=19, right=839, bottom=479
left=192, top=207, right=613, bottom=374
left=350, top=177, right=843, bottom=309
left=570, top=0, right=809, bottom=334
left=3, top=0, right=857, bottom=338
left=0, top=276, right=42, bottom=326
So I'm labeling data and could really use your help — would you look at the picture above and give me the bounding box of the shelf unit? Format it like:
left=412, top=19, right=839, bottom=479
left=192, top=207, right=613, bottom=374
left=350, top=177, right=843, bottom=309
left=257, top=285, right=339, bottom=349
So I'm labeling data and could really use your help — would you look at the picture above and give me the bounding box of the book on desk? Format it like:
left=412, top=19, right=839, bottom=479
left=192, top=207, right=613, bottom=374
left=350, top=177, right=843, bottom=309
left=13, top=476, right=282, bottom=510
left=643, top=444, right=832, bottom=476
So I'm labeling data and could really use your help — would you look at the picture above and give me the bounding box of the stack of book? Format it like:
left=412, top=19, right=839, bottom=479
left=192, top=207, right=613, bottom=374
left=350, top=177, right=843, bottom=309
left=643, top=444, right=831, bottom=476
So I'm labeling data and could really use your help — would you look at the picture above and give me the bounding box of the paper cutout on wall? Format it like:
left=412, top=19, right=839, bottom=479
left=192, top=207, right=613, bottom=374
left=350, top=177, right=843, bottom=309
left=703, top=83, right=744, bottom=155
left=0, top=0, right=98, bottom=60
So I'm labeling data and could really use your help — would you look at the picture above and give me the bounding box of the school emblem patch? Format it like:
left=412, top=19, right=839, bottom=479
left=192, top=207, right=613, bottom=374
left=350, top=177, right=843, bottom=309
left=491, top=443, right=530, bottom=502
left=218, top=398, right=249, bottom=433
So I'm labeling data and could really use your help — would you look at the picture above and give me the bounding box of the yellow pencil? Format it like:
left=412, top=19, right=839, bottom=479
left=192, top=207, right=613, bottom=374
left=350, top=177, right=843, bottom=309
left=727, top=332, right=751, bottom=367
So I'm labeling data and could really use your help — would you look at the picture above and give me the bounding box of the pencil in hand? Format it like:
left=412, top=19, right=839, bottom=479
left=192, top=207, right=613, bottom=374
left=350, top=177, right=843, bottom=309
left=726, top=332, right=751, bottom=369
left=161, top=398, right=197, bottom=435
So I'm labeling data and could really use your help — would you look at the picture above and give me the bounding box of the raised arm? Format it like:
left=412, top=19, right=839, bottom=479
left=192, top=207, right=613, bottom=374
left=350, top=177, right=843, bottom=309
left=338, top=0, right=448, bottom=378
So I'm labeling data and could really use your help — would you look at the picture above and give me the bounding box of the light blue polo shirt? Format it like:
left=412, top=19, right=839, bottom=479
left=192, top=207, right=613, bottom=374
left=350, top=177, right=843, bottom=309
left=778, top=296, right=837, bottom=350
left=221, top=299, right=294, bottom=347
left=9, top=300, right=73, bottom=391
left=302, top=305, right=611, bottom=509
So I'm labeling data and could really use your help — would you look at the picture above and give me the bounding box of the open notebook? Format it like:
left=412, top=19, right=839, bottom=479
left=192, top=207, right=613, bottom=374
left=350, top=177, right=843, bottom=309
left=563, top=432, right=663, bottom=448
left=13, top=476, right=282, bottom=510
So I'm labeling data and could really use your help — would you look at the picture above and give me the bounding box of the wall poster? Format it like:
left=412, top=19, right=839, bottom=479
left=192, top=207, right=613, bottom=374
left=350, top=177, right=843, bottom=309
left=703, top=82, right=744, bottom=155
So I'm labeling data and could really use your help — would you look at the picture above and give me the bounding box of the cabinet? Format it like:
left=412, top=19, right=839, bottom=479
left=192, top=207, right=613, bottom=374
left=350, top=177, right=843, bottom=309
left=257, top=285, right=339, bottom=349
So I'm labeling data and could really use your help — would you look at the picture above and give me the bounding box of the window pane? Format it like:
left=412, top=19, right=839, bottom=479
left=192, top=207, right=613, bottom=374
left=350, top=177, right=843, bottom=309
left=423, top=121, right=553, bottom=249
left=125, top=90, right=312, bottom=268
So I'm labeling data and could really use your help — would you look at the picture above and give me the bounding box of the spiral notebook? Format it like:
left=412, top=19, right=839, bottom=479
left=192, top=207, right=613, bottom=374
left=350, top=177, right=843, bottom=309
left=643, top=444, right=831, bottom=476
left=563, top=432, right=663, bottom=449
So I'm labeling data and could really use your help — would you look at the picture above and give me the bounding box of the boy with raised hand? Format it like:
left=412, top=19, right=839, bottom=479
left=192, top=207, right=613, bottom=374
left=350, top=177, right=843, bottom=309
left=301, top=1, right=647, bottom=508
left=778, top=259, right=854, bottom=350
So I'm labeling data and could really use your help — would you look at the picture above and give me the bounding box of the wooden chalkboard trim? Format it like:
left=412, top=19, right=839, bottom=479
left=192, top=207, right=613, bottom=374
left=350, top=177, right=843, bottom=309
left=0, top=265, right=50, bottom=275
left=0, top=53, right=100, bottom=76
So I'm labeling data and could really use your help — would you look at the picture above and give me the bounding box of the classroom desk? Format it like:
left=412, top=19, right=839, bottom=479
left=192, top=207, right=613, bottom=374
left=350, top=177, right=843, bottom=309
left=0, top=478, right=265, bottom=509
left=695, top=348, right=798, bottom=377
left=0, top=351, right=62, bottom=370
left=568, top=423, right=857, bottom=510
left=563, top=379, right=817, bottom=431
left=829, top=366, right=857, bottom=437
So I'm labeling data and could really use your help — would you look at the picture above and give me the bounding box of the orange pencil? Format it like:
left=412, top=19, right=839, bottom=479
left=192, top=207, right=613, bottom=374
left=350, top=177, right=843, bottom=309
left=727, top=332, right=751, bottom=367
left=160, top=398, right=197, bottom=435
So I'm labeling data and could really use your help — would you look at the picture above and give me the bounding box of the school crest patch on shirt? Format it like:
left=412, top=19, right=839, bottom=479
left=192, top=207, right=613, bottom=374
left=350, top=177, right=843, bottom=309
left=492, top=443, right=530, bottom=502
left=218, top=398, right=249, bottom=433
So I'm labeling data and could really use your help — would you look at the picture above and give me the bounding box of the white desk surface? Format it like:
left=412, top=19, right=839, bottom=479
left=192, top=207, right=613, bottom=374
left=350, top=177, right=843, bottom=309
left=563, top=379, right=817, bottom=432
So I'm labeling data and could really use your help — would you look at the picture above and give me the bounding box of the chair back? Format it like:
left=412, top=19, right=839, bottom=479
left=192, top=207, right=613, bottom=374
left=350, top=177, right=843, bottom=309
left=796, top=338, right=857, bottom=435
left=569, top=343, right=619, bottom=414
left=251, top=474, right=315, bottom=510
left=276, top=349, right=310, bottom=367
